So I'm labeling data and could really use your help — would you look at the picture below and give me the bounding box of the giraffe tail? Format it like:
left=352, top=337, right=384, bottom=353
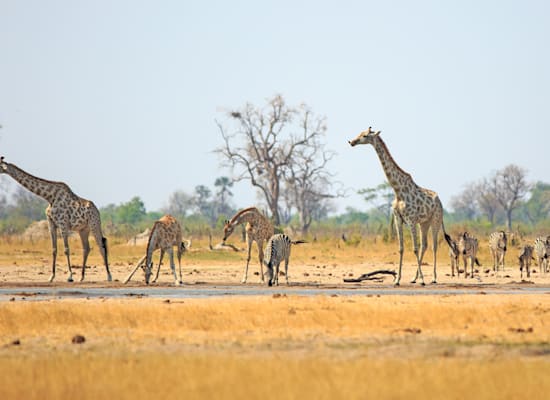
left=443, top=232, right=453, bottom=249
left=102, top=237, right=109, bottom=264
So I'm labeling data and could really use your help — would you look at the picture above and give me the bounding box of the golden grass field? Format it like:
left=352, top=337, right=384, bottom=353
left=0, top=235, right=549, bottom=399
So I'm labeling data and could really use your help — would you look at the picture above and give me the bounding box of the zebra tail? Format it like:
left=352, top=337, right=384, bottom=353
left=291, top=240, right=307, bottom=245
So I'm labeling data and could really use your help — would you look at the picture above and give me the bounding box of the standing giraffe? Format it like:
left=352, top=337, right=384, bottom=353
left=348, top=128, right=454, bottom=285
left=223, top=207, right=274, bottom=283
left=0, top=157, right=111, bottom=282
left=123, top=215, right=189, bottom=285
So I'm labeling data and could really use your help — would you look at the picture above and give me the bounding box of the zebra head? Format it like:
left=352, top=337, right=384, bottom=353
left=348, top=126, right=381, bottom=147
left=497, top=231, right=507, bottom=251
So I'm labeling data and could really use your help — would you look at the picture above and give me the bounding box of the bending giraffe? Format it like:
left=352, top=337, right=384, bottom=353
left=124, top=215, right=189, bottom=285
left=0, top=156, right=111, bottom=282
left=348, top=128, right=454, bottom=286
left=223, top=207, right=274, bottom=283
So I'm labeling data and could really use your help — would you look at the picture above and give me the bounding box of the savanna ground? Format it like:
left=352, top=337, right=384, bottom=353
left=0, top=235, right=549, bottom=399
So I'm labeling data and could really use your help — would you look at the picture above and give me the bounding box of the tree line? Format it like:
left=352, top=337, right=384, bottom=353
left=1, top=95, right=549, bottom=239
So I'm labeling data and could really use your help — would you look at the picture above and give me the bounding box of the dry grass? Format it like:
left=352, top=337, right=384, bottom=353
left=0, top=295, right=549, bottom=399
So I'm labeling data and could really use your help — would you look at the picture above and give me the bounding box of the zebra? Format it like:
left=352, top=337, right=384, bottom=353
left=534, top=236, right=550, bottom=274
left=448, top=235, right=460, bottom=277
left=488, top=231, right=507, bottom=273
left=458, top=232, right=481, bottom=279
left=263, top=234, right=306, bottom=286
left=518, top=244, right=535, bottom=279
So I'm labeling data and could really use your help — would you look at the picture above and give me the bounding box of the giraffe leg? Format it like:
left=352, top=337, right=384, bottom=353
left=177, top=244, right=183, bottom=285
left=393, top=213, right=404, bottom=286
left=61, top=231, right=73, bottom=283
left=241, top=238, right=253, bottom=284
left=257, top=240, right=265, bottom=283
left=430, top=227, right=439, bottom=284
left=92, top=230, right=112, bottom=282
left=47, top=218, right=58, bottom=283
left=78, top=229, right=91, bottom=282
left=152, top=249, right=164, bottom=283
left=410, top=225, right=425, bottom=285
left=167, top=248, right=180, bottom=286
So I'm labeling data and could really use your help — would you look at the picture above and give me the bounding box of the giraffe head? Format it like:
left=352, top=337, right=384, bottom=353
left=348, top=127, right=381, bottom=147
left=222, top=219, right=234, bottom=242
left=0, top=156, right=8, bottom=173
left=142, top=261, right=153, bottom=284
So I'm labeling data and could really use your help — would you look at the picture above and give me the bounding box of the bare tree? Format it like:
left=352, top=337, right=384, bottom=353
left=283, top=105, right=342, bottom=235
left=450, top=182, right=479, bottom=220
left=492, top=164, right=530, bottom=230
left=476, top=178, right=501, bottom=224
left=216, top=95, right=330, bottom=226
left=163, top=190, right=195, bottom=219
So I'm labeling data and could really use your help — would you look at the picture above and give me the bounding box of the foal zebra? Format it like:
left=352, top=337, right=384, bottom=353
left=518, top=245, right=535, bottom=279
left=458, top=232, right=481, bottom=279
left=534, top=236, right=550, bottom=274
left=263, top=234, right=306, bottom=286
left=488, top=231, right=507, bottom=273
left=448, top=236, right=460, bottom=277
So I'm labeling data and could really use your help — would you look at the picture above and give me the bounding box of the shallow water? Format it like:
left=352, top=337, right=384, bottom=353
left=0, top=283, right=548, bottom=301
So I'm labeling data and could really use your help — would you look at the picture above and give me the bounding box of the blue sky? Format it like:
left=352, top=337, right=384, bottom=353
left=1, top=1, right=549, bottom=214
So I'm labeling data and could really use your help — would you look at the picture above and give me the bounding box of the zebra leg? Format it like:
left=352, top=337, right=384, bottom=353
left=274, top=262, right=280, bottom=286
left=284, top=257, right=289, bottom=285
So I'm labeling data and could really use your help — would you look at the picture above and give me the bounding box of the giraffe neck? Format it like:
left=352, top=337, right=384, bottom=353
left=371, top=136, right=415, bottom=195
left=234, top=211, right=256, bottom=226
left=3, top=162, right=67, bottom=203
left=146, top=223, right=162, bottom=264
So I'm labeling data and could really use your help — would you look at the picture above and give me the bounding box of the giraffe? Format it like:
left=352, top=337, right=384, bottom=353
left=348, top=127, right=454, bottom=285
left=223, top=207, right=274, bottom=283
left=0, top=156, right=111, bottom=282
left=123, top=215, right=189, bottom=285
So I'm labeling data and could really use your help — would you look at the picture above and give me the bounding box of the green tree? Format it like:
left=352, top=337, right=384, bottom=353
left=115, top=196, right=147, bottom=225
left=523, top=181, right=550, bottom=224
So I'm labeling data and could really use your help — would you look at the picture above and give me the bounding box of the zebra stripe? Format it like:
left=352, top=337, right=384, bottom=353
left=488, top=231, right=507, bottom=272
left=458, top=232, right=480, bottom=279
left=534, top=236, right=550, bottom=274
left=518, top=244, right=534, bottom=279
